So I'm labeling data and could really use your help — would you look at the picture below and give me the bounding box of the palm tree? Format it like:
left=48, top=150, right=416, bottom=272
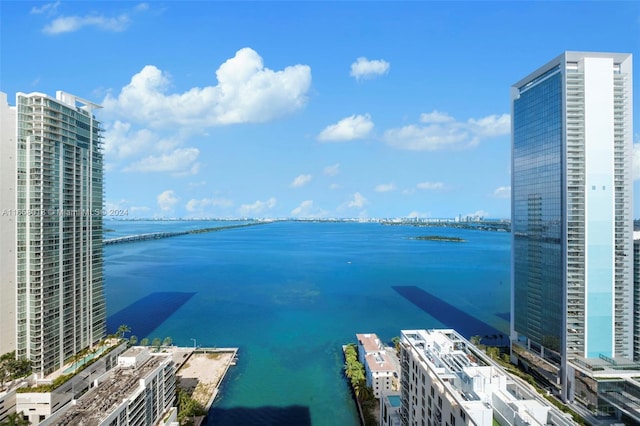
left=140, top=338, right=150, bottom=346
left=129, top=335, right=138, bottom=346
left=162, top=336, right=173, bottom=347
left=116, top=324, right=131, bottom=339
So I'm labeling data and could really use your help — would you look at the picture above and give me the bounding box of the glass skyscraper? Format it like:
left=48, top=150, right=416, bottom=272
left=14, top=91, right=106, bottom=376
left=510, top=52, right=633, bottom=401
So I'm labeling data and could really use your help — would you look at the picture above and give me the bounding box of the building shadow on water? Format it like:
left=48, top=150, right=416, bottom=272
left=392, top=286, right=503, bottom=340
left=107, top=292, right=196, bottom=339
left=206, top=405, right=311, bottom=426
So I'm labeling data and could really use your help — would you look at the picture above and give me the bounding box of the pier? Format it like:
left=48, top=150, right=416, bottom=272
left=174, top=347, right=239, bottom=423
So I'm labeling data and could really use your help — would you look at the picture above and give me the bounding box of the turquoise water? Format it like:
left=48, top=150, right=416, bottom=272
left=104, top=221, right=510, bottom=426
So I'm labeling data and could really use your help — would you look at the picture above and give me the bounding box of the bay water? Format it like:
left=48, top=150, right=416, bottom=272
left=104, top=220, right=511, bottom=426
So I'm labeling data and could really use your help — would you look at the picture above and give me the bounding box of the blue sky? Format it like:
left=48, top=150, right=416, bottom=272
left=1, top=1, right=639, bottom=219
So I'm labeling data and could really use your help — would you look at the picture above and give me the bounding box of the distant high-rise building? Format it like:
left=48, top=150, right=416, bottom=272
left=0, top=92, right=17, bottom=356
left=3, top=91, right=106, bottom=375
left=510, top=52, right=633, bottom=401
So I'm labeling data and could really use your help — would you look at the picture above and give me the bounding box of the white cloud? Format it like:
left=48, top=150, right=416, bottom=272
left=350, top=57, right=390, bottom=80
left=329, top=183, right=342, bottom=190
left=124, top=148, right=200, bottom=175
left=290, top=174, right=312, bottom=188
left=493, top=186, right=511, bottom=199
left=238, top=197, right=277, bottom=216
left=465, top=210, right=489, bottom=219
left=103, top=48, right=311, bottom=128
left=467, top=114, right=511, bottom=138
left=31, top=1, right=60, bottom=15
left=383, top=112, right=510, bottom=151
left=324, top=163, right=340, bottom=176
left=318, top=114, right=374, bottom=142
left=375, top=183, right=396, bottom=192
left=157, top=190, right=179, bottom=211
left=416, top=181, right=444, bottom=190
left=186, top=197, right=234, bottom=212
left=406, top=211, right=430, bottom=219
left=291, top=200, right=328, bottom=218
left=43, top=14, right=131, bottom=34
left=135, top=3, right=150, bottom=12
left=104, top=120, right=154, bottom=159
left=347, top=192, right=368, bottom=209
left=420, top=110, right=454, bottom=124
left=633, top=143, right=640, bottom=181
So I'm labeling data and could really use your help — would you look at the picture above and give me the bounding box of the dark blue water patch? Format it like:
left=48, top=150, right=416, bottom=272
left=496, top=312, right=510, bottom=322
left=392, top=286, right=501, bottom=339
left=106, top=292, right=196, bottom=339
left=207, top=405, right=311, bottom=426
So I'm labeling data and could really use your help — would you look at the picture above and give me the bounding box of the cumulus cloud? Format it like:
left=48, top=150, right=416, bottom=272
left=157, top=190, right=179, bottom=211
left=103, top=48, right=312, bottom=128
left=124, top=148, right=200, bottom=175
left=416, top=181, right=444, bottom=190
left=407, top=211, right=430, bottom=219
left=634, top=143, right=640, bottom=181
left=324, top=163, right=340, bottom=176
left=104, top=120, right=154, bottom=159
left=291, top=200, right=328, bottom=218
left=318, top=114, right=374, bottom=142
left=290, top=174, right=312, bottom=188
left=375, top=183, right=396, bottom=192
left=493, top=186, right=511, bottom=198
left=347, top=192, right=368, bottom=209
left=186, top=197, right=234, bottom=212
left=383, top=111, right=510, bottom=151
left=238, top=197, right=277, bottom=216
left=350, top=57, right=390, bottom=80
left=420, top=110, right=454, bottom=124
left=465, top=210, right=489, bottom=219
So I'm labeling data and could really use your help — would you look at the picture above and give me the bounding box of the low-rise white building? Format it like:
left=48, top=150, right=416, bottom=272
left=356, top=333, right=399, bottom=398
left=40, top=347, right=177, bottom=426
left=400, top=329, right=576, bottom=426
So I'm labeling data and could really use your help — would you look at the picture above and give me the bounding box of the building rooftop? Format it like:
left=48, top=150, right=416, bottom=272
left=357, top=333, right=383, bottom=354
left=365, top=352, right=396, bottom=373
left=54, top=353, right=170, bottom=426
left=401, top=329, right=575, bottom=426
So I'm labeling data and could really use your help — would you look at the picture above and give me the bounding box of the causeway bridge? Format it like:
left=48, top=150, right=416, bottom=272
left=104, top=222, right=269, bottom=245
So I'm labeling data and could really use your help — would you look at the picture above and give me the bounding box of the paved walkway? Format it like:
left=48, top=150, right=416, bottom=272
left=174, top=348, right=238, bottom=409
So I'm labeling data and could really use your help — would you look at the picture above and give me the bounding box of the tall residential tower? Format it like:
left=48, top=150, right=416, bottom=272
left=8, top=91, right=106, bottom=376
left=510, top=52, right=633, bottom=401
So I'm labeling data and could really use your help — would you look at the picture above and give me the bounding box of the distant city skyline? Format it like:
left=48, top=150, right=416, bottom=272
left=1, top=1, right=638, bottom=219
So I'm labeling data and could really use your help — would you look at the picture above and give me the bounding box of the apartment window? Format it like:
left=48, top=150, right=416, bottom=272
left=437, top=396, right=442, bottom=408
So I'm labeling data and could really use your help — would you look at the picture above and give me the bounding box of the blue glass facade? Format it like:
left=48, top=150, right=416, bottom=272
left=512, top=70, right=563, bottom=353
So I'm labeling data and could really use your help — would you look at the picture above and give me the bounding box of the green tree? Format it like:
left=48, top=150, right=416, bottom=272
left=470, top=335, right=482, bottom=346
left=129, top=335, right=138, bottom=346
left=152, top=338, right=162, bottom=351
left=140, top=338, right=150, bottom=346
left=391, top=336, right=401, bottom=354
left=163, top=336, right=173, bottom=347
left=116, top=324, right=131, bottom=339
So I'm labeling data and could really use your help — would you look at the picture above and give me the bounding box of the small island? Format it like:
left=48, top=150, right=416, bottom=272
left=412, top=235, right=466, bottom=242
